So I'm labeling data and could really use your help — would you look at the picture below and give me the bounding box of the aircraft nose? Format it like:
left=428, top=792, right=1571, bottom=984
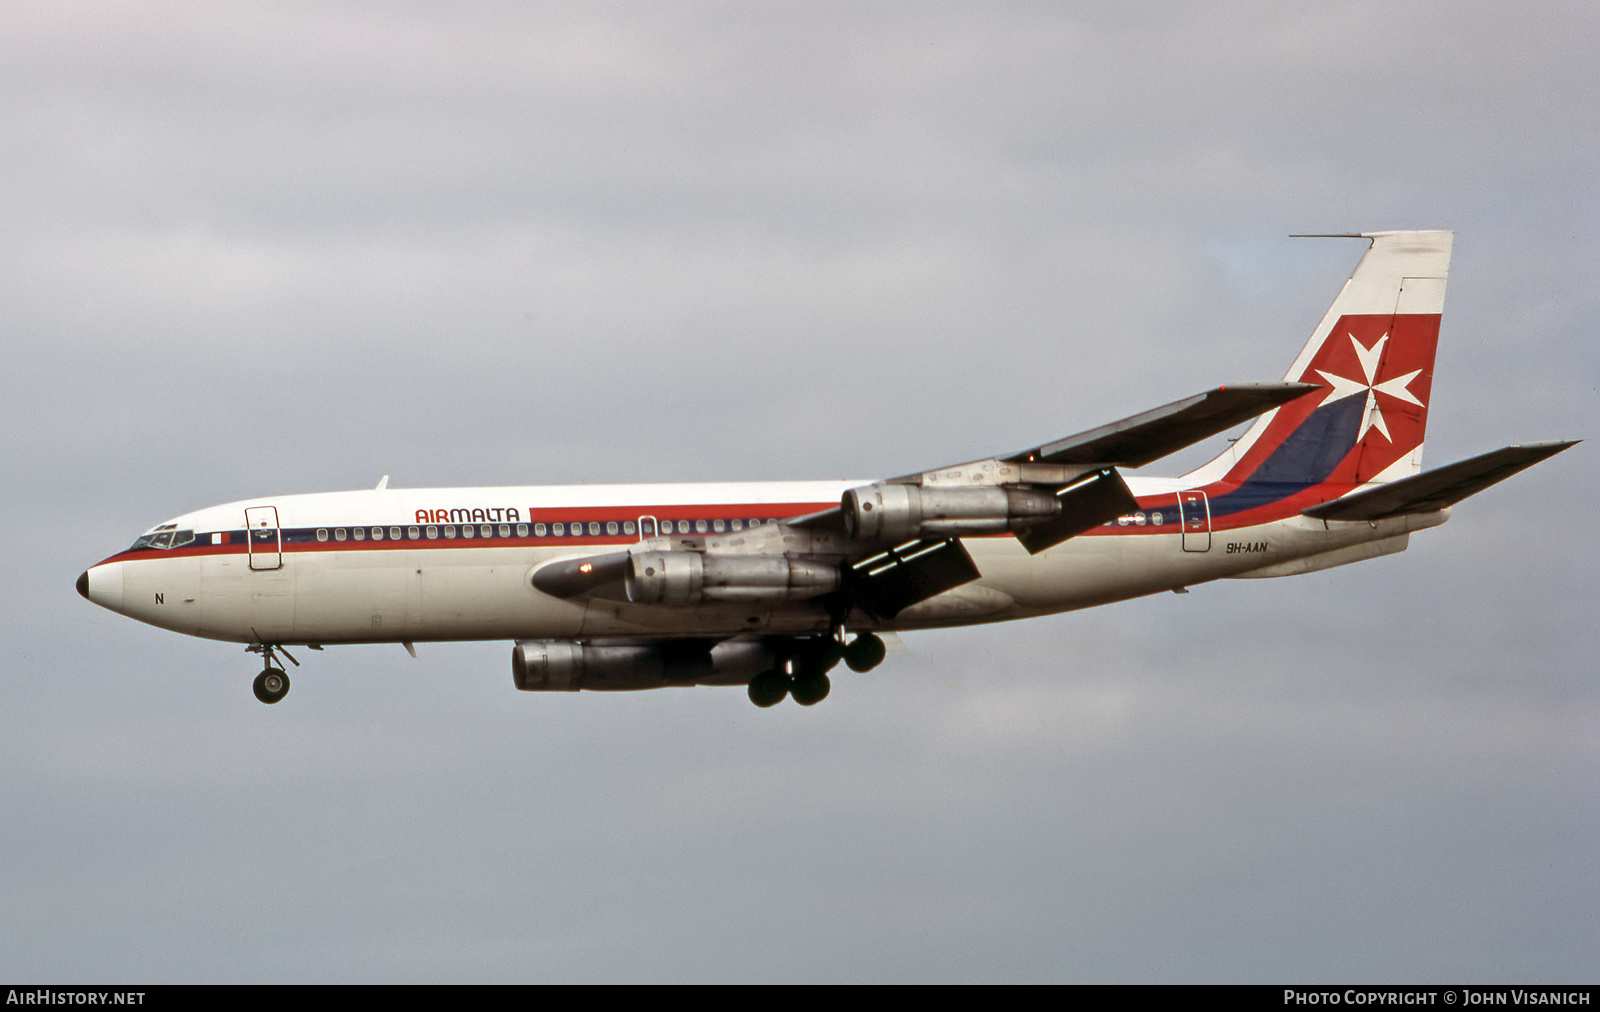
left=79, top=562, right=125, bottom=612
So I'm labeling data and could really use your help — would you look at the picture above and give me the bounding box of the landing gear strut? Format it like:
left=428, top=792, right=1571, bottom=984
left=246, top=642, right=299, bottom=704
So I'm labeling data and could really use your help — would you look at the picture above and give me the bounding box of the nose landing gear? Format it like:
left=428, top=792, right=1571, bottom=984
left=245, top=642, right=300, bottom=704
left=253, top=667, right=290, bottom=704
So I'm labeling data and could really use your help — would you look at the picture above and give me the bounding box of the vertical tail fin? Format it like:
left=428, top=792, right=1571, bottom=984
left=1182, top=231, right=1452, bottom=514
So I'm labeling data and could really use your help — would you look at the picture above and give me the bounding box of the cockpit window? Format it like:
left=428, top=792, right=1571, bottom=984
left=130, top=528, right=195, bottom=551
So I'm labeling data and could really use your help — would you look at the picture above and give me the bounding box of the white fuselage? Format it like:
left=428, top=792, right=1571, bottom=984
left=82, top=478, right=1448, bottom=647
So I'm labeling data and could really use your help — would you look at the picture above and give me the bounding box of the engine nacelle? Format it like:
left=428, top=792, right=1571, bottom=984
left=625, top=552, right=839, bottom=605
left=842, top=484, right=1061, bottom=541
left=512, top=638, right=776, bottom=691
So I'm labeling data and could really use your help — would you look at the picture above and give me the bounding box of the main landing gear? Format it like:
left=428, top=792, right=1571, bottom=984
left=746, top=633, right=886, bottom=709
left=246, top=642, right=300, bottom=705
left=746, top=665, right=829, bottom=708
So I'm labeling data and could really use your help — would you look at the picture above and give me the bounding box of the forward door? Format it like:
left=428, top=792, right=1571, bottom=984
left=244, top=506, right=282, bottom=570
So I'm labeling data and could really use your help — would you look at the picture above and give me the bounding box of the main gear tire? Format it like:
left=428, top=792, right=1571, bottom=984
left=843, top=633, right=887, bottom=672
left=747, top=670, right=790, bottom=708
left=790, top=670, right=831, bottom=707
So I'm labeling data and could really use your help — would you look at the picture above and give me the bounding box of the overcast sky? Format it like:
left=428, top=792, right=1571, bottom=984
left=2, top=1, right=1595, bottom=983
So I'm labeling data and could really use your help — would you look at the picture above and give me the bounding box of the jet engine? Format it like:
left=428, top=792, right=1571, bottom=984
left=842, top=484, right=1062, bottom=541
left=512, top=638, right=776, bottom=691
left=624, top=552, right=840, bottom=606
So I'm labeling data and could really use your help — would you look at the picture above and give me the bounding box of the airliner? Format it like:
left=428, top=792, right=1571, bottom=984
left=78, top=231, right=1575, bottom=707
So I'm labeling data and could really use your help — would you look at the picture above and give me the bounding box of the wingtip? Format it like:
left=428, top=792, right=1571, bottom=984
left=1215, top=380, right=1319, bottom=392
left=1213, top=381, right=1321, bottom=403
left=1512, top=438, right=1582, bottom=454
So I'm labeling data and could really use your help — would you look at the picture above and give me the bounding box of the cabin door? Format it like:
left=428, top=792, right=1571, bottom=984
left=1178, top=491, right=1211, bottom=553
left=244, top=506, right=283, bottom=570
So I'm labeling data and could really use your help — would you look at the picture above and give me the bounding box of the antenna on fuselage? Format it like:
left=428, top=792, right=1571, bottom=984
left=375, top=475, right=389, bottom=490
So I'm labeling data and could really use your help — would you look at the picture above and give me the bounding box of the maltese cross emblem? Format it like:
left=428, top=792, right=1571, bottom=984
left=1314, top=333, right=1425, bottom=443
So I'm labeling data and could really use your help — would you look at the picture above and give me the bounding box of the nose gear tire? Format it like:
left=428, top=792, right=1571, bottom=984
left=253, top=667, right=290, bottom=704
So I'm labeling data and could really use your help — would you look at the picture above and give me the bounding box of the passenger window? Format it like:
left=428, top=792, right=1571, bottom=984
left=481, top=524, right=493, bottom=537
left=426, top=526, right=438, bottom=539
left=408, top=526, right=420, bottom=539
left=623, top=520, right=636, bottom=535
left=334, top=528, right=346, bottom=541
left=731, top=519, right=743, bottom=531
left=316, top=529, right=328, bottom=542
left=534, top=523, right=547, bottom=536
left=499, top=524, right=511, bottom=537
left=553, top=523, right=565, bottom=536
left=389, top=527, right=401, bottom=540
left=695, top=520, right=708, bottom=534
left=353, top=528, right=366, bottom=541
left=372, top=527, right=384, bottom=540
left=713, top=519, right=725, bottom=533
left=444, top=525, right=456, bottom=538
left=605, top=521, right=618, bottom=535
left=462, top=525, right=475, bottom=539
left=587, top=522, right=600, bottom=536
left=516, top=524, right=528, bottom=537
left=660, top=520, right=674, bottom=534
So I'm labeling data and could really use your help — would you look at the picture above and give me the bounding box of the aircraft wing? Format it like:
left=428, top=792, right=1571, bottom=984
left=1002, top=382, right=1318, bottom=467
left=1302, top=441, right=1579, bottom=522
left=843, top=539, right=984, bottom=619
left=534, top=383, right=1321, bottom=618
left=792, top=381, right=1318, bottom=535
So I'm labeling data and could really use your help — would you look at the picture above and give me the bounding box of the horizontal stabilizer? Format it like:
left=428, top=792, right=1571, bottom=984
left=1302, top=441, right=1578, bottom=522
left=1006, top=383, right=1318, bottom=468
